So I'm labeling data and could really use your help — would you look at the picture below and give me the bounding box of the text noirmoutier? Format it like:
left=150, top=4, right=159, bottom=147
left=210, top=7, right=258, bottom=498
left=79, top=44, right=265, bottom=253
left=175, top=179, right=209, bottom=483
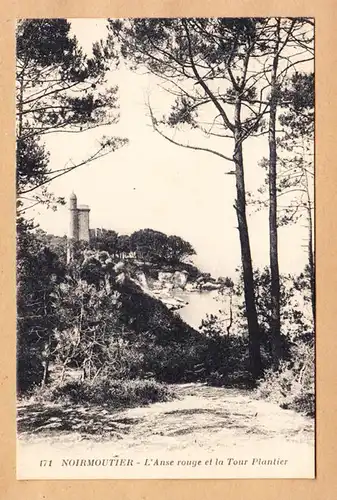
left=41, top=457, right=289, bottom=468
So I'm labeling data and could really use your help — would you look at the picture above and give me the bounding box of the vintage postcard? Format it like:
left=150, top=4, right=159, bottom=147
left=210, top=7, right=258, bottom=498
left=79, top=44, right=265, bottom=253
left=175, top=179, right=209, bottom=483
left=16, top=17, right=315, bottom=480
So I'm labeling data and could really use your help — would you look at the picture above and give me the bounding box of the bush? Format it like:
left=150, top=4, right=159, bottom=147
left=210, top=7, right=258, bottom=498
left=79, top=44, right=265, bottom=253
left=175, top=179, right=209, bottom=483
left=204, top=335, right=249, bottom=383
left=206, top=368, right=253, bottom=388
left=104, top=339, right=146, bottom=379
left=199, top=314, right=251, bottom=386
left=42, top=377, right=172, bottom=408
left=17, top=344, right=44, bottom=394
left=139, top=331, right=252, bottom=386
left=141, top=339, right=209, bottom=383
left=256, top=339, right=315, bottom=417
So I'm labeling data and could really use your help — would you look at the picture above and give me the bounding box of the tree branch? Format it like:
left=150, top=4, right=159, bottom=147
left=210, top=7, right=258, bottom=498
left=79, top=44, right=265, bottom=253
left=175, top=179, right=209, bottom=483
left=148, top=102, right=234, bottom=164
left=182, top=19, right=235, bottom=133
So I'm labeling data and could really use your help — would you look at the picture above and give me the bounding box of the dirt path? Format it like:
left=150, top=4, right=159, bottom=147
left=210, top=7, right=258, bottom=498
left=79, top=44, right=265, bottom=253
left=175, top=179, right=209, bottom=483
left=18, top=383, right=314, bottom=453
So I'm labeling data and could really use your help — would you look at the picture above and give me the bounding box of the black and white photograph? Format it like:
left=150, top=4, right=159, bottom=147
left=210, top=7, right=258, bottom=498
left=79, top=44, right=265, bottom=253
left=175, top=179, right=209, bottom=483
left=16, top=17, right=315, bottom=479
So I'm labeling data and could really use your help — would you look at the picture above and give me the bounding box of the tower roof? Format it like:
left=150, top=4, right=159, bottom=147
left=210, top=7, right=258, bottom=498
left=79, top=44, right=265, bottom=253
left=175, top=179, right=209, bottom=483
left=70, top=191, right=77, bottom=200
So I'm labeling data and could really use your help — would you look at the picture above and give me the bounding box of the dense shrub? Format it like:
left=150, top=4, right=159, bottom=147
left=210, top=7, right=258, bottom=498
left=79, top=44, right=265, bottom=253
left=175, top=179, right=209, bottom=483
left=256, top=339, right=315, bottom=416
left=141, top=340, right=208, bottom=383
left=41, top=377, right=172, bottom=408
left=138, top=328, right=252, bottom=386
left=17, top=345, right=44, bottom=393
left=103, top=339, right=146, bottom=379
left=206, top=368, right=253, bottom=388
left=199, top=313, right=251, bottom=386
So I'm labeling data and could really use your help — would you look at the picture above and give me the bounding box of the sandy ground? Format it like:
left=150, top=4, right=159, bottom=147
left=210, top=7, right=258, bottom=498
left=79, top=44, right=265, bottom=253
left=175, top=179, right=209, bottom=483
left=17, top=384, right=314, bottom=453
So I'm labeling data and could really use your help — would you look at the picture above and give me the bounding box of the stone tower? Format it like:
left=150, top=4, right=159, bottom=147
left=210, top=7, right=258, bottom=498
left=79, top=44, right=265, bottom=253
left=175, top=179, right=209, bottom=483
left=77, top=204, right=90, bottom=241
left=68, top=192, right=90, bottom=242
left=67, top=192, right=91, bottom=262
left=69, top=191, right=79, bottom=241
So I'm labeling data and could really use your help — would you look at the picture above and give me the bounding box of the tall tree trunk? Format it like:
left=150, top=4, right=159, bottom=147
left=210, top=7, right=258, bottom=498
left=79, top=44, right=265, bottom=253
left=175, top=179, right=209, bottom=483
left=307, top=204, right=315, bottom=321
left=234, top=99, right=262, bottom=380
left=226, top=291, right=233, bottom=336
left=41, top=334, right=51, bottom=388
left=268, top=22, right=283, bottom=367
left=41, top=357, right=50, bottom=388
left=304, top=164, right=315, bottom=321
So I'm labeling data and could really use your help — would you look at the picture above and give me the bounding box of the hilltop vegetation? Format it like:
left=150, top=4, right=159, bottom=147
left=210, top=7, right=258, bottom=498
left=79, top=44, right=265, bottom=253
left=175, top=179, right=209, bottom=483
left=35, top=227, right=202, bottom=276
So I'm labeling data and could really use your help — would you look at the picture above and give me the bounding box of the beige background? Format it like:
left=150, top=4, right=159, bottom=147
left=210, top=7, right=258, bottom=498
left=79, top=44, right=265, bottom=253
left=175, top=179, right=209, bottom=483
left=0, top=2, right=336, bottom=498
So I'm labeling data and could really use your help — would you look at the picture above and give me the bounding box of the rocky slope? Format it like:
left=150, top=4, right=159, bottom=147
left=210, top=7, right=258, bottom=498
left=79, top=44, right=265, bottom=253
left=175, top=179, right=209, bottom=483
left=121, top=261, right=222, bottom=311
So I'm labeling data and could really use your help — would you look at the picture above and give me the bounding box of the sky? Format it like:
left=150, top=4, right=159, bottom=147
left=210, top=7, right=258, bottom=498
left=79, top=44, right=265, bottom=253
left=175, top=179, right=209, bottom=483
left=30, top=19, right=313, bottom=279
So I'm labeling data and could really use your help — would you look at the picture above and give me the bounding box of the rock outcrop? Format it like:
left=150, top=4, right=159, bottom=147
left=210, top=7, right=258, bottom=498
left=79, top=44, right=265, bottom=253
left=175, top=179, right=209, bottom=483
left=157, top=270, right=188, bottom=289
left=136, top=271, right=188, bottom=311
left=112, top=259, right=222, bottom=312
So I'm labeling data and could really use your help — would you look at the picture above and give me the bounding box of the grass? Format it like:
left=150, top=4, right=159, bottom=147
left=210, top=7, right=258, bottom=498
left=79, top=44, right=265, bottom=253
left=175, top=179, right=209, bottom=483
left=33, top=377, right=172, bottom=407
left=17, top=378, right=173, bottom=437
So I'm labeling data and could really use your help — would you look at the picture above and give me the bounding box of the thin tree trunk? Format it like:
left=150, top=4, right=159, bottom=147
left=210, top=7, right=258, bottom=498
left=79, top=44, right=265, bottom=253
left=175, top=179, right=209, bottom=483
left=307, top=204, right=315, bottom=321
left=226, top=292, right=233, bottom=336
left=304, top=164, right=315, bottom=321
left=17, top=67, right=25, bottom=138
left=41, top=357, right=50, bottom=388
left=41, top=294, right=51, bottom=388
left=234, top=99, right=262, bottom=380
left=59, top=356, right=70, bottom=385
left=41, top=334, right=51, bottom=388
left=268, top=21, right=283, bottom=367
